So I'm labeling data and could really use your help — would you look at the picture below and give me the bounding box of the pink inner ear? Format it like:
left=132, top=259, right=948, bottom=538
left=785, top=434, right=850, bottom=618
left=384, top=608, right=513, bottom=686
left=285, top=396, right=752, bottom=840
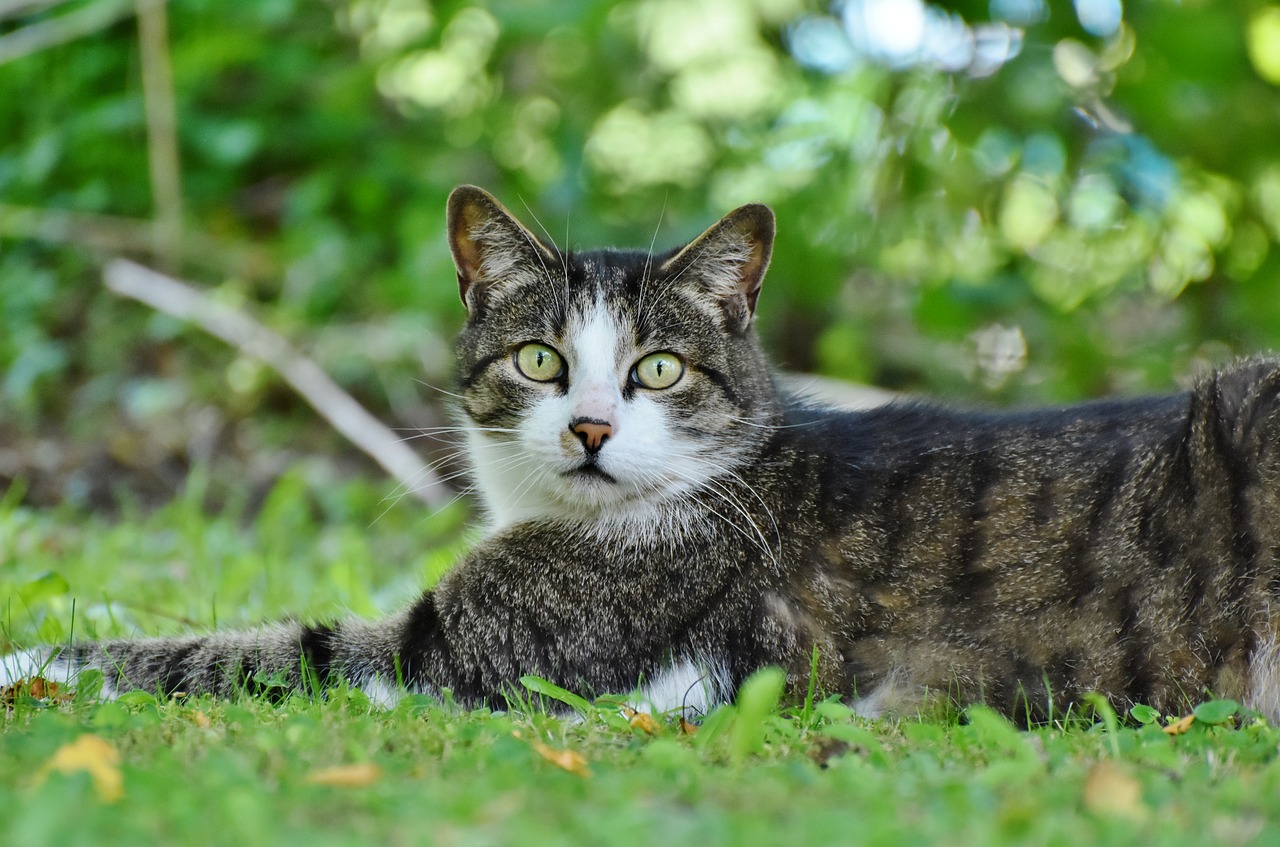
left=447, top=190, right=495, bottom=307
left=656, top=204, right=774, bottom=327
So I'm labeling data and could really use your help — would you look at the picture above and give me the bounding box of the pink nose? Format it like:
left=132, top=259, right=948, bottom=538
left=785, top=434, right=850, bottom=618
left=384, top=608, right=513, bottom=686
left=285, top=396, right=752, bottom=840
left=570, top=418, right=613, bottom=454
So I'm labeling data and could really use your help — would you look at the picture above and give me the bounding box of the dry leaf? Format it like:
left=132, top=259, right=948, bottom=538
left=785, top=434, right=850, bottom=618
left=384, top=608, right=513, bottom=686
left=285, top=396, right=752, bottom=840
left=511, top=730, right=591, bottom=777
left=306, top=762, right=383, bottom=788
left=1163, top=714, right=1196, bottom=735
left=40, top=734, right=123, bottom=802
left=27, top=677, right=70, bottom=701
left=513, top=731, right=591, bottom=777
left=679, top=717, right=699, bottom=736
left=621, top=707, right=661, bottom=736
left=1082, top=761, right=1147, bottom=821
left=531, top=740, right=591, bottom=777
left=2, top=676, right=73, bottom=707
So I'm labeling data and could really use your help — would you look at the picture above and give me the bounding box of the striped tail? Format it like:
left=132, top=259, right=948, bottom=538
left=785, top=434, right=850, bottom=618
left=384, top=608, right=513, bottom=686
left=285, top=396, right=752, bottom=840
left=1, top=609, right=419, bottom=708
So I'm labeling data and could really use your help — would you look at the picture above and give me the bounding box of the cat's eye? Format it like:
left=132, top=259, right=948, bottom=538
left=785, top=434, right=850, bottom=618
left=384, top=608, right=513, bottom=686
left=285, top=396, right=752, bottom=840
left=632, top=352, right=684, bottom=390
left=514, top=343, right=565, bottom=382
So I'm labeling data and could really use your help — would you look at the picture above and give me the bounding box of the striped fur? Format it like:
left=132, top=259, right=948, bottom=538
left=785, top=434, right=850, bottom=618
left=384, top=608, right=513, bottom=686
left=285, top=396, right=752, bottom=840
left=7, top=185, right=1280, bottom=724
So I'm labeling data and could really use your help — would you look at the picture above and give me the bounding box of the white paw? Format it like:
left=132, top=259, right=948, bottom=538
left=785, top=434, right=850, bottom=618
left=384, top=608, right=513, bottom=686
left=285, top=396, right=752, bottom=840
left=634, top=657, right=728, bottom=716
left=0, top=650, right=118, bottom=700
left=1, top=649, right=55, bottom=687
left=354, top=676, right=405, bottom=710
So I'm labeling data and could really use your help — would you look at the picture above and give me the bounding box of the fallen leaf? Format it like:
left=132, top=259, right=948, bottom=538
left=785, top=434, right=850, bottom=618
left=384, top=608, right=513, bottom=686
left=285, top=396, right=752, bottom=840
left=514, top=731, right=591, bottom=777
left=40, top=734, right=123, bottom=802
left=531, top=741, right=591, bottom=777
left=679, top=718, right=699, bottom=736
left=1192, top=699, right=1239, bottom=726
left=28, top=677, right=70, bottom=701
left=621, top=706, right=661, bottom=736
left=1163, top=714, right=1196, bottom=735
left=305, top=762, right=383, bottom=788
left=1082, top=761, right=1147, bottom=821
left=2, top=676, right=73, bottom=707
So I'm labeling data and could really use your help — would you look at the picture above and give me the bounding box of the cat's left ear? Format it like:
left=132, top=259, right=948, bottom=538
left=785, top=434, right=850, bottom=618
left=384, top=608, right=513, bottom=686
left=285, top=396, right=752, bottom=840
left=447, top=185, right=559, bottom=314
left=659, top=203, right=775, bottom=331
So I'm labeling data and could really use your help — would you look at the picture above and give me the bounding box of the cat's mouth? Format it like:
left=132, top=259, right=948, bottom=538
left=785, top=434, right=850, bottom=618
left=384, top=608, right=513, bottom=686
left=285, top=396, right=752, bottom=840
left=563, top=462, right=617, bottom=484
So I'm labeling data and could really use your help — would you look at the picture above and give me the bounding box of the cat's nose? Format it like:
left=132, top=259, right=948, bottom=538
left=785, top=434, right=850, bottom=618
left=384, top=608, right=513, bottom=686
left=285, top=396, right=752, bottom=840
left=570, top=418, right=613, bottom=454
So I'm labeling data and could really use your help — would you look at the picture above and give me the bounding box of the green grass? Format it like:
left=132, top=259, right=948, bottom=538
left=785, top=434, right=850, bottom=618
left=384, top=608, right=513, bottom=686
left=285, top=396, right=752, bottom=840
left=3, top=475, right=1280, bottom=846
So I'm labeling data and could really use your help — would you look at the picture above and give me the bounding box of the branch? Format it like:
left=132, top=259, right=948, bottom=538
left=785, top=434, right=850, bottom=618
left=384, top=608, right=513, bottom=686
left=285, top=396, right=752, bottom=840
left=103, top=259, right=450, bottom=508
left=0, top=0, right=134, bottom=66
left=135, top=0, right=182, bottom=270
left=0, top=1, right=65, bottom=20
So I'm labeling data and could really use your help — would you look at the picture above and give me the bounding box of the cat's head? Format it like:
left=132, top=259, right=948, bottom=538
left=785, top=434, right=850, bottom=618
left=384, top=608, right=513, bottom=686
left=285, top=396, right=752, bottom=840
left=447, top=185, right=781, bottom=530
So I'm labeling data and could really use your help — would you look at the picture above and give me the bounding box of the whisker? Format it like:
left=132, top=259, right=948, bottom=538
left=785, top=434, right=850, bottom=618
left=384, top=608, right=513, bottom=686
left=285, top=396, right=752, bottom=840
left=411, top=378, right=466, bottom=401
left=722, top=415, right=821, bottom=432
left=636, top=195, right=668, bottom=322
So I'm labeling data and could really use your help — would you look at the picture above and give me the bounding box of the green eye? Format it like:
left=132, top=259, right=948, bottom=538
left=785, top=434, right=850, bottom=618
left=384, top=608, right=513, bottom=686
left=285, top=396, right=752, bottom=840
left=633, top=352, right=684, bottom=390
left=514, top=343, right=564, bottom=382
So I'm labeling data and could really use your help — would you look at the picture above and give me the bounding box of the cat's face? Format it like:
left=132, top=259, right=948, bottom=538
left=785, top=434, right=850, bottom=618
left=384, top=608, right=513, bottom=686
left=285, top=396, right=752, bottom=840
left=447, top=186, right=780, bottom=530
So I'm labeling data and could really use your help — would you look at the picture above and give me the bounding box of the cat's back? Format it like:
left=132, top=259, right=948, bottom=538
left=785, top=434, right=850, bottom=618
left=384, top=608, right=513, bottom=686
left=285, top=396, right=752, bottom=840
left=759, top=371, right=1280, bottom=719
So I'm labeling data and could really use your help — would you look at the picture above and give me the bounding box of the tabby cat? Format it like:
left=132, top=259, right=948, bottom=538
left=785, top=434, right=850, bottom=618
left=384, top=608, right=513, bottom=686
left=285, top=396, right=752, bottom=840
left=7, top=185, right=1280, bottom=724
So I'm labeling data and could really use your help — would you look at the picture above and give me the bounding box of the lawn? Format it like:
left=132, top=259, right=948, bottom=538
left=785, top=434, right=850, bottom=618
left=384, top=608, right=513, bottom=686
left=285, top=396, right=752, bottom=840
left=2, top=475, right=1278, bottom=846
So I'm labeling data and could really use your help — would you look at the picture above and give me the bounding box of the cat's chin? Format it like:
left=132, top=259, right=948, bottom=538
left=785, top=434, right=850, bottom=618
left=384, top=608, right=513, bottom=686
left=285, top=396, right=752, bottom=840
left=539, top=468, right=698, bottom=527
left=550, top=473, right=657, bottom=511
left=561, top=464, right=618, bottom=484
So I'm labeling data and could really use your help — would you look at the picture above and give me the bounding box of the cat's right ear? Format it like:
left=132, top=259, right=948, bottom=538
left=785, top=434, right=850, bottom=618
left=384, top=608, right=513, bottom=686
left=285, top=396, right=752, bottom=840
left=446, top=185, right=558, bottom=314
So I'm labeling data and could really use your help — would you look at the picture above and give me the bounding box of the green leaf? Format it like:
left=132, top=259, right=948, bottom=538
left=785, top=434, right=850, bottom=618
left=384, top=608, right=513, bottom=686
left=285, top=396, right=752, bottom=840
left=1084, top=693, right=1122, bottom=757
left=1192, top=699, right=1239, bottom=726
left=730, top=666, right=786, bottom=764
left=821, top=722, right=883, bottom=753
left=814, top=699, right=856, bottom=722
left=518, top=675, right=593, bottom=716
left=116, top=690, right=160, bottom=707
left=18, top=571, right=70, bottom=604
left=1129, top=704, right=1161, bottom=725
left=691, top=702, right=736, bottom=750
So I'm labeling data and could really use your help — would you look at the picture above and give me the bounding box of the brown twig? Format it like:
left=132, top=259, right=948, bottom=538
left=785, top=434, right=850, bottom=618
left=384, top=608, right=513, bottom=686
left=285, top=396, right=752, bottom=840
left=135, top=0, right=183, bottom=271
left=103, top=259, right=450, bottom=508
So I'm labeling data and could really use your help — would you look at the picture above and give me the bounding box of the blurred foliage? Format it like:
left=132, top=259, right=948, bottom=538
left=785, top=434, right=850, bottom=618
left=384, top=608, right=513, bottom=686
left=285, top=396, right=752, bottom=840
left=1, top=0, right=1279, bottom=509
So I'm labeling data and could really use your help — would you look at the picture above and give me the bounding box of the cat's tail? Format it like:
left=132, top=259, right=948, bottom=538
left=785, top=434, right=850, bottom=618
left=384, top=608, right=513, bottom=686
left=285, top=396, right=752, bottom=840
left=0, top=609, right=419, bottom=707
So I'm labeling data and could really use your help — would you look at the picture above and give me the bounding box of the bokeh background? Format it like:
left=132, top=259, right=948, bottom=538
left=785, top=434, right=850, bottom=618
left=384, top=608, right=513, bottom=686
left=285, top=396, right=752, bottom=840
left=2, top=0, right=1280, bottom=513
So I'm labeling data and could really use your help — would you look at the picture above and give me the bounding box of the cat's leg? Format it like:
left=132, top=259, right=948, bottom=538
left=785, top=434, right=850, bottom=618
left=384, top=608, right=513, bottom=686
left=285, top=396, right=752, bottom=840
left=850, top=669, right=915, bottom=719
left=1245, top=619, right=1280, bottom=724
left=632, top=654, right=732, bottom=715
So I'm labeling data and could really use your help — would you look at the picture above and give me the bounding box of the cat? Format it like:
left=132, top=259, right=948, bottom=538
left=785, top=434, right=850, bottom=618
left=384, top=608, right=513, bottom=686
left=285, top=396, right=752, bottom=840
left=6, top=183, right=1280, bottom=724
